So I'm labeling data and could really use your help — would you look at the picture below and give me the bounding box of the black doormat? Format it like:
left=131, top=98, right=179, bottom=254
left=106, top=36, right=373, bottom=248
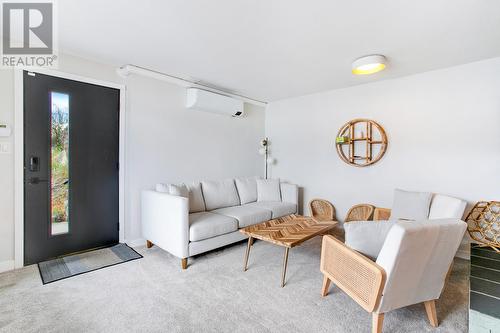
left=37, top=243, right=143, bottom=284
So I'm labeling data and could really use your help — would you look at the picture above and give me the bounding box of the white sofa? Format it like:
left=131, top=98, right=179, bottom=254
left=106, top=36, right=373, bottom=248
left=141, top=177, right=298, bottom=268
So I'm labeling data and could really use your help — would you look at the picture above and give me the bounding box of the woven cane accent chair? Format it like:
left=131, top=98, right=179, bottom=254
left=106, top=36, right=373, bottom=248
left=320, top=219, right=467, bottom=333
left=345, top=204, right=375, bottom=222
left=309, top=199, right=337, bottom=221
left=373, top=208, right=391, bottom=221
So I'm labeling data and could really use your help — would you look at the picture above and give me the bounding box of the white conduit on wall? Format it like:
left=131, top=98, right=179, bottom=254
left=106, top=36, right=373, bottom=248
left=117, top=64, right=267, bottom=107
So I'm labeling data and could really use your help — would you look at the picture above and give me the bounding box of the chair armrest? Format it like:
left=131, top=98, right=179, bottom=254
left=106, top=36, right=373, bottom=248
left=280, top=183, right=298, bottom=210
left=374, top=207, right=391, bottom=221
left=141, top=190, right=189, bottom=258
left=320, top=235, right=386, bottom=312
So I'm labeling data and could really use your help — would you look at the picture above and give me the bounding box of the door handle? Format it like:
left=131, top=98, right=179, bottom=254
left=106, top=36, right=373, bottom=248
left=28, top=177, right=48, bottom=184
left=29, top=156, right=40, bottom=172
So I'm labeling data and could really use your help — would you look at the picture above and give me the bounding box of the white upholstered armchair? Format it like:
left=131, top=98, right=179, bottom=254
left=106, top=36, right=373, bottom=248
left=320, top=219, right=467, bottom=333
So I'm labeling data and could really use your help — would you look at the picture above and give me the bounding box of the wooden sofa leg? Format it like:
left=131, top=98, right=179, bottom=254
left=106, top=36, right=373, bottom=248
left=424, top=300, right=438, bottom=327
left=146, top=240, right=153, bottom=248
left=321, top=275, right=331, bottom=296
left=372, top=313, right=384, bottom=333
left=181, top=258, right=188, bottom=270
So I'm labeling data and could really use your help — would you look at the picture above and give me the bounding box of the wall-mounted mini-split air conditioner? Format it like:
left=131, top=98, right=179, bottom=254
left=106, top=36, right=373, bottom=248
left=186, top=88, right=244, bottom=117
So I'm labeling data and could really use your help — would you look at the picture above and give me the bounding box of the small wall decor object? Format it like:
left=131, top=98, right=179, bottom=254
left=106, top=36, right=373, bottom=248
left=466, top=201, right=500, bottom=252
left=335, top=118, right=388, bottom=167
left=335, top=136, right=349, bottom=144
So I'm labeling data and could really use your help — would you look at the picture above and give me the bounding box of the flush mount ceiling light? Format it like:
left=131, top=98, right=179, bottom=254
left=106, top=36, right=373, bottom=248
left=352, top=55, right=387, bottom=75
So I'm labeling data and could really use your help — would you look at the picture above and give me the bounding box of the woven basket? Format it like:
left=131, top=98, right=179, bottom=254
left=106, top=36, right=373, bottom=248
left=466, top=201, right=500, bottom=252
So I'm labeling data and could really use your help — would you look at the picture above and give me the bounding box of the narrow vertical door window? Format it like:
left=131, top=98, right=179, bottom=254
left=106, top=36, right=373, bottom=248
left=50, top=92, right=70, bottom=235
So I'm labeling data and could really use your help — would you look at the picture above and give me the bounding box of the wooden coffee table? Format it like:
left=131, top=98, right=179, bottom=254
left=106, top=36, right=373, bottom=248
left=240, top=214, right=337, bottom=287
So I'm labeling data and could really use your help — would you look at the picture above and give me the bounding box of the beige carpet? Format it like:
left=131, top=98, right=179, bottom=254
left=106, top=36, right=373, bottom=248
left=0, top=237, right=468, bottom=332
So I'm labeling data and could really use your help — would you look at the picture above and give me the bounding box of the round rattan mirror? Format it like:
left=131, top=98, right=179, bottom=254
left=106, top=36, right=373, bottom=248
left=335, top=119, right=388, bottom=167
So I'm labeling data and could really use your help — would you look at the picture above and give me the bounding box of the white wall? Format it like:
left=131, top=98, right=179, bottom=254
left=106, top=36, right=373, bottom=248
left=124, top=74, right=264, bottom=242
left=266, top=57, right=500, bottom=258
left=0, top=54, right=265, bottom=269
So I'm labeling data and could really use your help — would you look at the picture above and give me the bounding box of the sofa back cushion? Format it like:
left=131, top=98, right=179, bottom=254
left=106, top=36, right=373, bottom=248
left=201, top=179, right=240, bottom=210
left=428, top=194, right=467, bottom=219
left=390, top=189, right=432, bottom=221
left=235, top=177, right=260, bottom=204
left=186, top=182, right=206, bottom=213
left=256, top=178, right=281, bottom=202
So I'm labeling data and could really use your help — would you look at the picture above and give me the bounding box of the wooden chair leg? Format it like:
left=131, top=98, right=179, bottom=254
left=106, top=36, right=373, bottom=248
left=424, top=300, right=438, bottom=327
left=181, top=258, right=188, bottom=270
left=146, top=240, right=153, bottom=248
left=372, top=313, right=384, bottom=333
left=321, top=275, right=331, bottom=296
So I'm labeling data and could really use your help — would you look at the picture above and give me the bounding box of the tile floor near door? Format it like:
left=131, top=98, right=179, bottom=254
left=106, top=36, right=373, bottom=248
left=0, top=238, right=468, bottom=333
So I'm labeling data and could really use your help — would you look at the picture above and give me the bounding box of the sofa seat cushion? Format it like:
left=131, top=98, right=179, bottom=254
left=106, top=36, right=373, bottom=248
left=244, top=201, right=296, bottom=218
left=189, top=212, right=238, bottom=242
left=211, top=205, right=272, bottom=228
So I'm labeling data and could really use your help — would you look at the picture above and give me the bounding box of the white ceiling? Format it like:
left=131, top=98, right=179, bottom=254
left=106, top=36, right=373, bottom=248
left=59, top=0, right=500, bottom=102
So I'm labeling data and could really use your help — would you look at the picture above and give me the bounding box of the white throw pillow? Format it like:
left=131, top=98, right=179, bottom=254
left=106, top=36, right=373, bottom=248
left=155, top=183, right=188, bottom=197
left=155, top=183, right=170, bottom=193
left=201, top=179, right=240, bottom=210
left=186, top=182, right=206, bottom=213
left=169, top=184, right=189, bottom=197
left=256, top=179, right=281, bottom=202
left=235, top=177, right=260, bottom=204
left=429, top=194, right=467, bottom=219
left=391, top=189, right=432, bottom=221
left=156, top=182, right=205, bottom=213
left=345, top=220, right=396, bottom=259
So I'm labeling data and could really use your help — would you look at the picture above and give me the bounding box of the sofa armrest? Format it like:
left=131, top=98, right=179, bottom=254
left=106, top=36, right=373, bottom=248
left=141, top=190, right=189, bottom=258
left=280, top=183, right=298, bottom=208
left=320, top=235, right=386, bottom=312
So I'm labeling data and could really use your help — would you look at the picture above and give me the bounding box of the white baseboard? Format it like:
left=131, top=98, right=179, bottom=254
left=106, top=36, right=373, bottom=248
left=125, top=238, right=146, bottom=248
left=0, top=260, right=15, bottom=273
